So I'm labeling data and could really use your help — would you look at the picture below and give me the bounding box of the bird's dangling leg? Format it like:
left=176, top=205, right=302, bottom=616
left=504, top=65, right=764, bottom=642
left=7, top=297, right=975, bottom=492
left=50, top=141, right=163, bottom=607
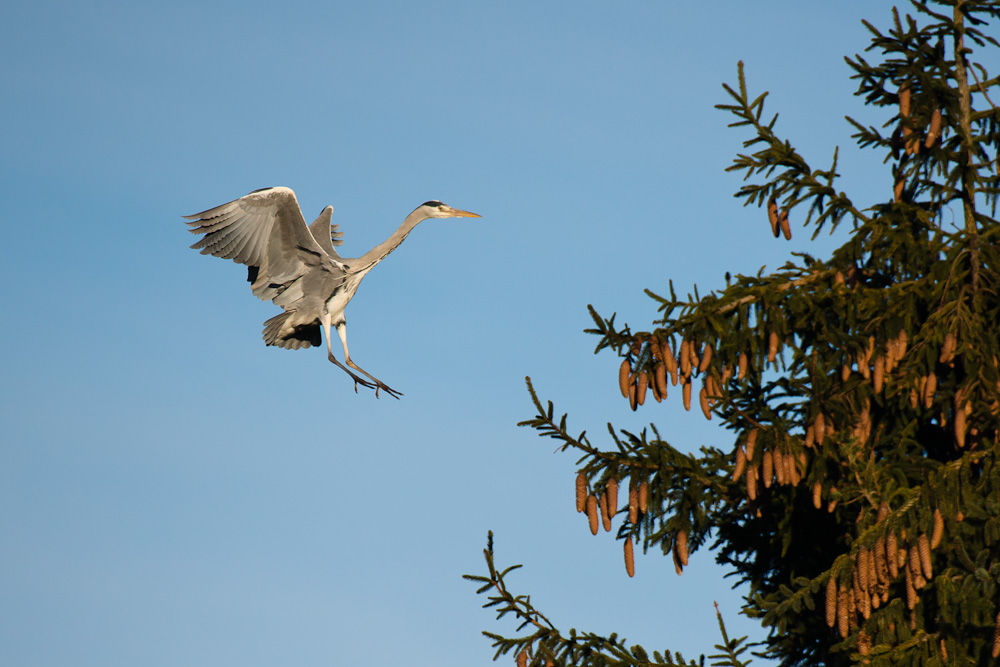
left=322, top=321, right=377, bottom=392
left=336, top=323, right=403, bottom=399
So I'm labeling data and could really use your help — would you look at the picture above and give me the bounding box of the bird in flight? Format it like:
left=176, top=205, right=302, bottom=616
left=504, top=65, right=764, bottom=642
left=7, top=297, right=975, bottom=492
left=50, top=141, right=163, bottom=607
left=184, top=186, right=480, bottom=398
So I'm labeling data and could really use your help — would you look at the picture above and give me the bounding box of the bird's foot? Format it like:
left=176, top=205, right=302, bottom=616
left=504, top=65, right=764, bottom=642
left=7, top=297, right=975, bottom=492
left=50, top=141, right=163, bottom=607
left=330, top=353, right=402, bottom=398
left=345, top=370, right=376, bottom=392
left=373, top=380, right=402, bottom=400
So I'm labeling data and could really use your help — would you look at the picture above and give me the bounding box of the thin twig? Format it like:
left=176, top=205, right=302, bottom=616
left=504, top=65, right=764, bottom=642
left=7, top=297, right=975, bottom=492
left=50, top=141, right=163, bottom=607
left=717, top=272, right=830, bottom=315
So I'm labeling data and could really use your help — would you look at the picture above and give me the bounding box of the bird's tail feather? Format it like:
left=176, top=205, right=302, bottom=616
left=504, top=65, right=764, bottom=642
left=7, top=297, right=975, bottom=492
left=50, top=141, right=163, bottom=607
left=262, top=312, right=321, bottom=350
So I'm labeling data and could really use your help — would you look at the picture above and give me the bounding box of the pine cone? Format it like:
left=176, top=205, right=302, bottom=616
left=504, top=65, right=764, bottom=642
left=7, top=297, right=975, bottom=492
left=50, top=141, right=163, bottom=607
left=707, top=374, right=721, bottom=407
left=768, top=197, right=779, bottom=237
left=606, top=477, right=618, bottom=518
left=874, top=536, right=888, bottom=584
left=619, top=359, right=631, bottom=398
left=837, top=585, right=849, bottom=638
left=762, top=450, right=773, bottom=488
left=733, top=447, right=747, bottom=481
left=738, top=352, right=748, bottom=380
left=773, top=451, right=786, bottom=486
left=637, top=372, right=648, bottom=406
left=654, top=363, right=668, bottom=400
left=923, top=372, right=937, bottom=408
left=600, top=492, right=612, bottom=532
left=813, top=481, right=822, bottom=509
left=779, top=210, right=791, bottom=240
left=664, top=343, right=678, bottom=385
left=955, top=406, right=967, bottom=448
left=624, top=538, right=635, bottom=578
left=905, top=564, right=918, bottom=609
left=679, top=339, right=691, bottom=377
left=638, top=480, right=649, bottom=513
left=940, top=332, right=957, bottom=363
left=931, top=509, right=944, bottom=549
left=699, top=344, right=713, bottom=373
left=825, top=575, right=837, bottom=627
left=918, top=533, right=932, bottom=579
left=899, top=82, right=911, bottom=118
left=676, top=529, right=689, bottom=566
left=587, top=494, right=599, bottom=535
left=781, top=451, right=793, bottom=486
left=786, top=450, right=798, bottom=486
left=683, top=379, right=692, bottom=411
left=688, top=341, right=700, bottom=376
left=858, top=580, right=871, bottom=620
left=887, top=532, right=899, bottom=579
left=768, top=331, right=780, bottom=365
left=909, top=545, right=922, bottom=582
left=575, top=472, right=587, bottom=513
left=873, top=355, right=884, bottom=394
left=699, top=385, right=711, bottom=420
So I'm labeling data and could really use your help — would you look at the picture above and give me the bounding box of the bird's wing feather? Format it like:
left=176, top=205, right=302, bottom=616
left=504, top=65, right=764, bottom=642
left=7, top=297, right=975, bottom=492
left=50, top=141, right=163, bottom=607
left=308, top=206, right=344, bottom=259
left=185, top=187, right=347, bottom=304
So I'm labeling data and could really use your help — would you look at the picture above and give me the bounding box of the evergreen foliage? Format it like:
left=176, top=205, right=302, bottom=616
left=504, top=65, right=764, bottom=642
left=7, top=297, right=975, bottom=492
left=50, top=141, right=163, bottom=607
left=467, top=2, right=1000, bottom=665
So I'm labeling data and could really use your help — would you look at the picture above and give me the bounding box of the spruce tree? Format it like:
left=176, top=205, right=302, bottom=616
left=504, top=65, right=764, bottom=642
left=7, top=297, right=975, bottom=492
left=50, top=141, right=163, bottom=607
left=466, top=2, right=1000, bottom=666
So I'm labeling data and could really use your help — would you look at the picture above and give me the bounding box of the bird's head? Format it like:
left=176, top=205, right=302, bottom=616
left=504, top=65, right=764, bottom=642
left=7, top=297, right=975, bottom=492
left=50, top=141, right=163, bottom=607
left=417, top=200, right=481, bottom=220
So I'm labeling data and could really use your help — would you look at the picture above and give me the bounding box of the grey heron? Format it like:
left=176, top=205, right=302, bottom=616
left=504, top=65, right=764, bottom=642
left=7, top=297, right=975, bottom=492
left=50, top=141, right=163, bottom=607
left=184, top=186, right=480, bottom=398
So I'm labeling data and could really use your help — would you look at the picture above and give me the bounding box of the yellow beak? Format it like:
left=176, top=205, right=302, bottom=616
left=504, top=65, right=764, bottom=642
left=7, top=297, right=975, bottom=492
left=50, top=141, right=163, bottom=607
left=447, top=207, right=481, bottom=218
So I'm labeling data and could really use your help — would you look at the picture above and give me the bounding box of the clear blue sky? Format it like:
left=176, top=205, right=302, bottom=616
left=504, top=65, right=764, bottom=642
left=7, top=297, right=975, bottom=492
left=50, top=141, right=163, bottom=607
left=1, top=2, right=956, bottom=665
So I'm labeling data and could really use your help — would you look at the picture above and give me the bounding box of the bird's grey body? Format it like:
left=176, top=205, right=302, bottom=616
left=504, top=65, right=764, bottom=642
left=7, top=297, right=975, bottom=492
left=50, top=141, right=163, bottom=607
left=184, top=186, right=479, bottom=397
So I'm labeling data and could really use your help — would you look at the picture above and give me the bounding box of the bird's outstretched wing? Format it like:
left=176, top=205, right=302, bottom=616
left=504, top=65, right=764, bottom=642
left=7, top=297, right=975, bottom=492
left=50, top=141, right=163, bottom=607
left=307, top=205, right=344, bottom=259
left=184, top=187, right=347, bottom=304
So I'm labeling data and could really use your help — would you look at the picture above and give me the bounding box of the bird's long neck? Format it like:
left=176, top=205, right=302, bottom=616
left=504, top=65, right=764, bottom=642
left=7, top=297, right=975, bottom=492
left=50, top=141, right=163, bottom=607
left=352, top=209, right=427, bottom=274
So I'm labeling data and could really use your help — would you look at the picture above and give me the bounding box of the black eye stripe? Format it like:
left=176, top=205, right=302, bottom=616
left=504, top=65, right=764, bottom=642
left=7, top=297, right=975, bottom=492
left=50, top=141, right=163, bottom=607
left=422, top=200, right=445, bottom=208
